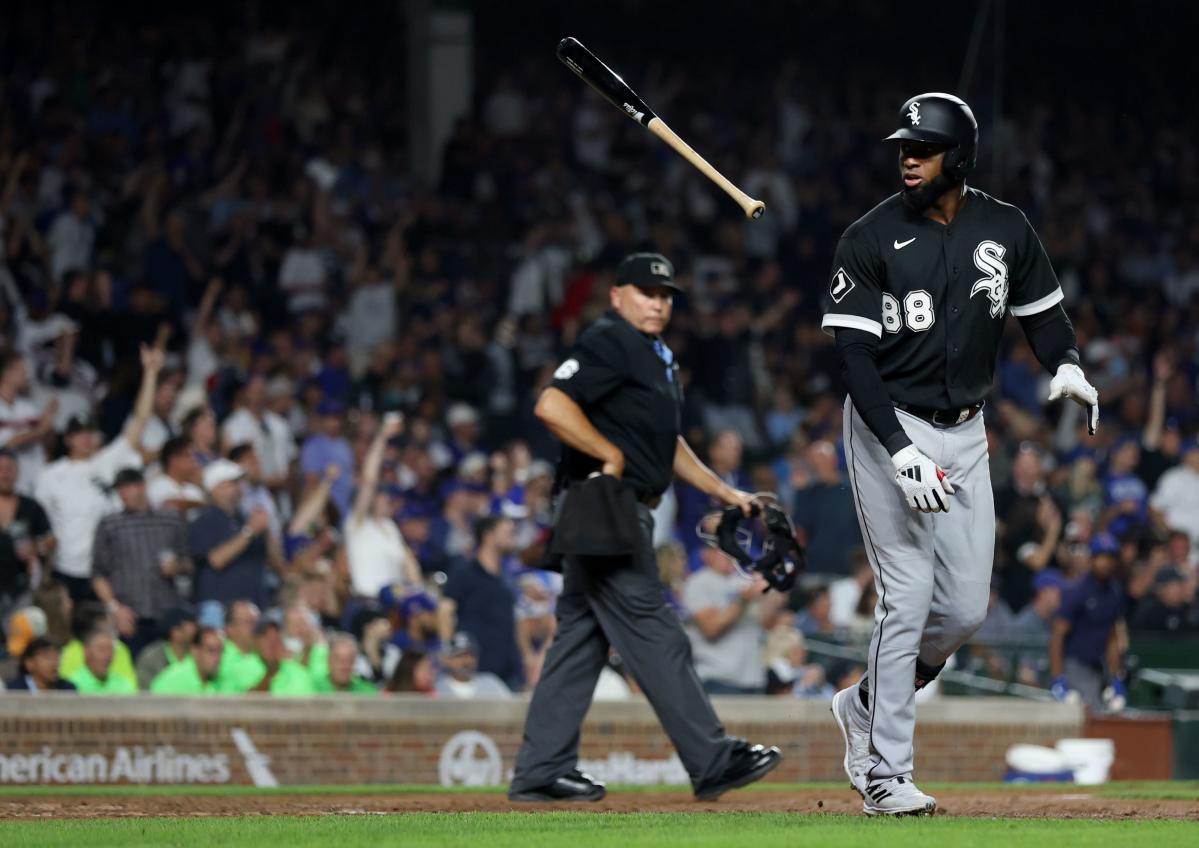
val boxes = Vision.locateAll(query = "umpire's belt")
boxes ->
[895,401,984,429]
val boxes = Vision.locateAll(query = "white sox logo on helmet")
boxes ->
[908,102,921,126]
[971,240,1010,319]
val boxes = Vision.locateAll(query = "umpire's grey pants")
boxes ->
[510,504,735,792]
[842,398,994,782]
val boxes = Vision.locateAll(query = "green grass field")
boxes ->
[2,813,1197,848]
[0,783,1195,847]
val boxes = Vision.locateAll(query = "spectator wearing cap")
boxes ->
[431,404,482,472]
[444,516,524,690]
[5,636,76,692]
[134,605,198,690]
[1149,439,1199,553]
[34,344,165,601]
[0,448,55,626]
[150,626,227,695]
[68,627,138,694]
[434,631,512,699]
[1011,570,1067,639]
[91,467,191,657]
[5,605,47,661]
[387,588,442,654]
[1130,567,1198,633]
[313,634,378,695]
[300,398,354,518]
[515,568,562,685]
[147,435,206,515]
[217,600,260,683]
[221,375,295,495]
[188,459,272,608]
[346,416,417,597]
[1050,533,1128,710]
[0,349,56,494]
[223,616,316,695]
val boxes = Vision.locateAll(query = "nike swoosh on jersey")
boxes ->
[894,237,916,249]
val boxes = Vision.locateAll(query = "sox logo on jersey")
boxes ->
[970,240,1009,319]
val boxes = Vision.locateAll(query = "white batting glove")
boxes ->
[891,445,955,514]
[1048,363,1099,435]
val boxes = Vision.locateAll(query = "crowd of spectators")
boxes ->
[1,7,1197,704]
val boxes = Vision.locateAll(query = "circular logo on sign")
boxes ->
[438,731,503,787]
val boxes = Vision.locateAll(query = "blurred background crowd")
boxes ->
[0,2,1196,702]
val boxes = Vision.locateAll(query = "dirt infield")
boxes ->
[1,788,1196,820]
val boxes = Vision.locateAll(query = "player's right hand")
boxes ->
[890,445,955,513]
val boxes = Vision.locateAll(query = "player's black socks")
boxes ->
[914,659,946,691]
[858,676,870,710]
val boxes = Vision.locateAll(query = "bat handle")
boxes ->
[647,117,765,220]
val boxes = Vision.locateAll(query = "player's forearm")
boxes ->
[836,329,911,456]
[1018,305,1080,374]
[535,388,622,466]
[672,438,730,499]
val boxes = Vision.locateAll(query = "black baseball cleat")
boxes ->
[508,769,607,803]
[693,741,782,801]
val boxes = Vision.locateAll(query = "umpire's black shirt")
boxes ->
[549,309,682,499]
[820,187,1065,409]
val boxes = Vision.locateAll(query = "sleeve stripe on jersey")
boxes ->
[1009,287,1065,317]
[821,313,883,339]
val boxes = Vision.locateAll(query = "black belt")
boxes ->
[896,401,984,429]
[560,477,661,508]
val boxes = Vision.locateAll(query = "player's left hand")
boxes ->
[1048,363,1099,435]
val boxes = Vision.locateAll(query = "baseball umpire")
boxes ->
[821,94,1099,816]
[508,252,781,803]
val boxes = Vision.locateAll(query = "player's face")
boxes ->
[612,284,673,335]
[898,140,948,191]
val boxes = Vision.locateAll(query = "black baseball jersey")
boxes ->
[549,309,682,498]
[821,187,1064,409]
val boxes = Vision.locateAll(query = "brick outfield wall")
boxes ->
[0,696,1084,787]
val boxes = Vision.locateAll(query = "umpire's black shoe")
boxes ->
[508,769,607,803]
[693,741,782,801]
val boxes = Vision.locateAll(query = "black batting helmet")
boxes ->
[885,93,978,183]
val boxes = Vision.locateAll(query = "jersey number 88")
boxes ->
[882,290,935,333]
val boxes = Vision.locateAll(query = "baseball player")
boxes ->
[821,93,1099,816]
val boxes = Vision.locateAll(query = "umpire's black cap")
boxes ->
[615,253,682,293]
